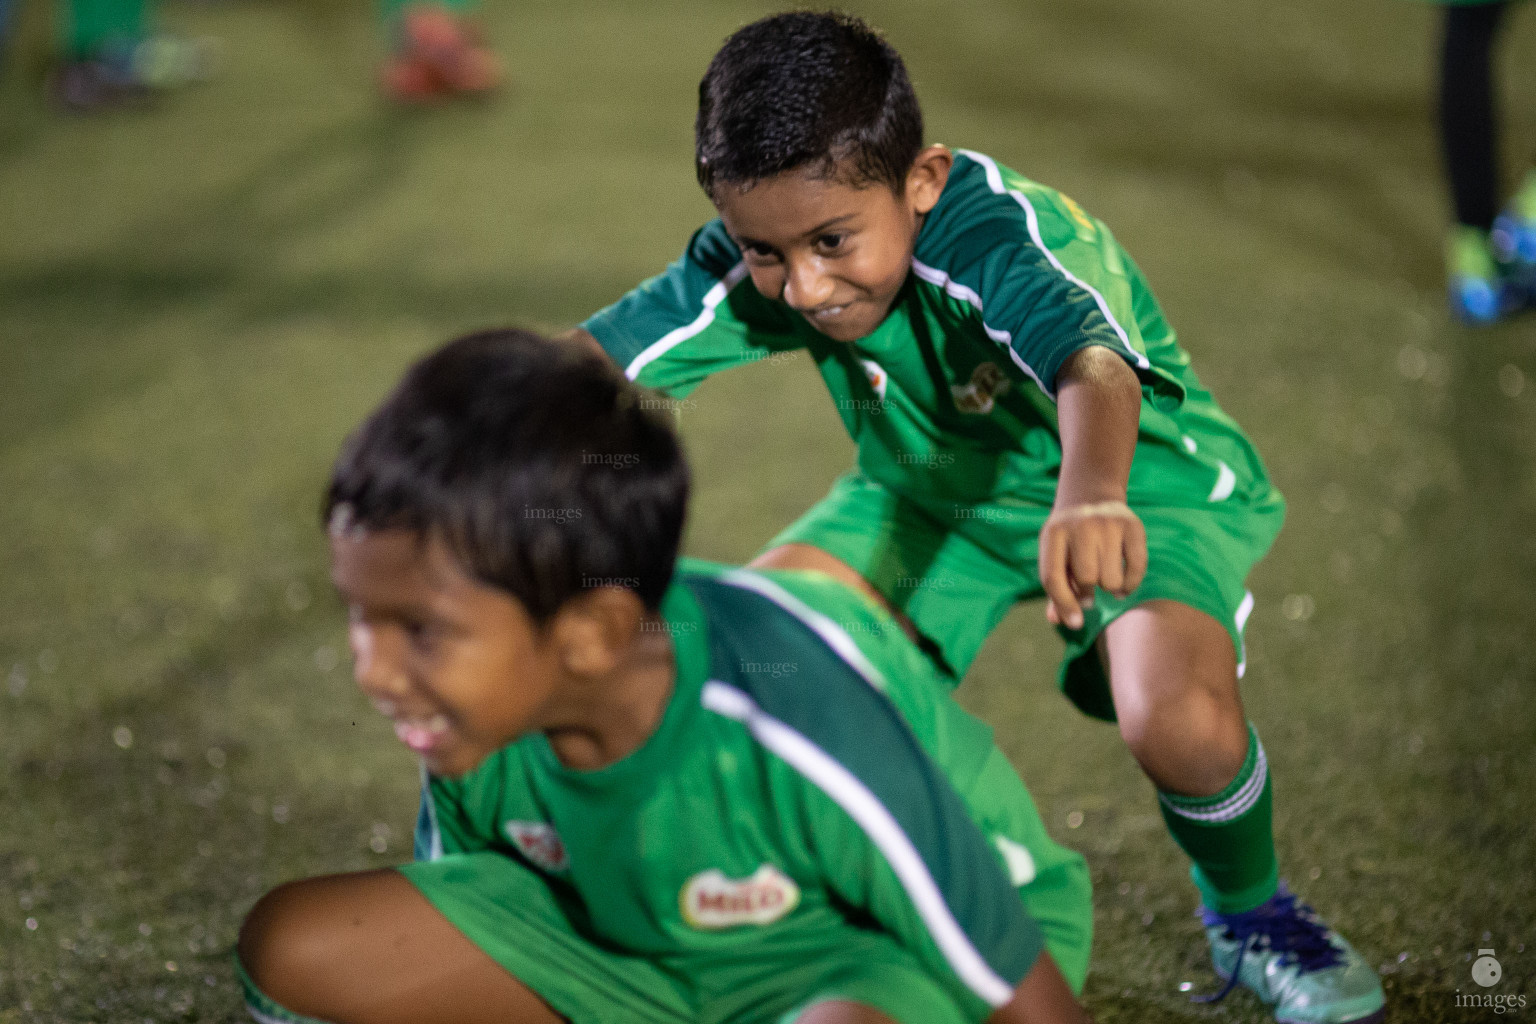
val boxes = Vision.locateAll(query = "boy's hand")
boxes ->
[1048,347,1145,631]
[1039,500,1146,630]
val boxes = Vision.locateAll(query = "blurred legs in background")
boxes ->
[1,0,15,68]
[50,0,216,111]
[1439,0,1536,322]
[378,0,500,102]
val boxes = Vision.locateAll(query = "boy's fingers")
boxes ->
[1046,578,1082,630]
[1067,530,1104,607]
[1099,536,1126,596]
[1123,524,1149,594]
[1039,528,1083,629]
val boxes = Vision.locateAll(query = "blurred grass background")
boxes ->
[2,0,1534,1020]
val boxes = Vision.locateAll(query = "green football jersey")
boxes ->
[583,149,1274,515]
[413,558,1091,1019]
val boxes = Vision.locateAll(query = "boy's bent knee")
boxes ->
[238,870,409,1015]
[1116,689,1248,793]
[238,878,341,1014]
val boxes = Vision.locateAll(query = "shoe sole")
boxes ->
[1215,966,1388,1024]
[1277,1006,1386,1024]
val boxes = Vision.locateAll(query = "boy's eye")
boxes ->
[404,619,441,651]
[742,242,779,261]
[814,233,846,253]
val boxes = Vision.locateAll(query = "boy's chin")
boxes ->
[421,744,488,779]
[804,312,878,343]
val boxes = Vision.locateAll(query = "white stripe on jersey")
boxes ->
[1234,590,1254,679]
[420,761,444,861]
[624,262,750,382]
[1209,461,1237,502]
[700,680,1017,1008]
[718,568,888,691]
[910,258,1051,397]
[955,149,1152,371]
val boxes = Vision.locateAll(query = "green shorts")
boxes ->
[764,470,1285,721]
[397,853,972,1024]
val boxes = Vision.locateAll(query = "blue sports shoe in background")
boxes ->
[1197,884,1386,1024]
[1447,225,1522,324]
[1491,176,1536,295]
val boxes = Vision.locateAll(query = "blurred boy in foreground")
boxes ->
[236,329,1094,1024]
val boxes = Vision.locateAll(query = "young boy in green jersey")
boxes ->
[236,328,1097,1024]
[567,13,1385,1024]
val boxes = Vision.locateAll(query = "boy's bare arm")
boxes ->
[1040,346,1147,630]
[987,952,1094,1024]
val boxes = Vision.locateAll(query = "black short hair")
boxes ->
[325,329,689,622]
[695,11,923,195]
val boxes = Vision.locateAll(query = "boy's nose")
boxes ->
[349,622,410,701]
[782,257,835,311]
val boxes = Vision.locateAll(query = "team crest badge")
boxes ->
[859,358,888,402]
[504,821,569,873]
[951,361,1011,414]
[680,864,801,929]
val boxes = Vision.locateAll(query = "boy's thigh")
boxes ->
[699,933,969,1024]
[239,868,566,1024]
[399,852,692,1024]
[762,471,1034,680]
[777,961,966,1024]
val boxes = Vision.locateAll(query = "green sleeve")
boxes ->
[694,583,1041,1021]
[769,698,1039,1021]
[750,565,996,783]
[918,151,1185,409]
[580,220,805,397]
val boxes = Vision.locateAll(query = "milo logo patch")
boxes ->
[680,864,801,929]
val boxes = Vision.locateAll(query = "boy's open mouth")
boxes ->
[372,698,451,754]
[393,716,451,754]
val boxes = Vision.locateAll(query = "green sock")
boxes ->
[235,952,334,1024]
[60,0,148,60]
[1157,723,1280,915]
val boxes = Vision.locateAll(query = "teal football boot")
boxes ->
[1196,884,1385,1024]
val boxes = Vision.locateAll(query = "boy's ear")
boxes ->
[554,588,648,676]
[907,145,954,216]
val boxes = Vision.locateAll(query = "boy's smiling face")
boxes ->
[712,145,953,342]
[330,527,565,778]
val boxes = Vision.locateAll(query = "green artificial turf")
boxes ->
[1,0,1533,1020]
